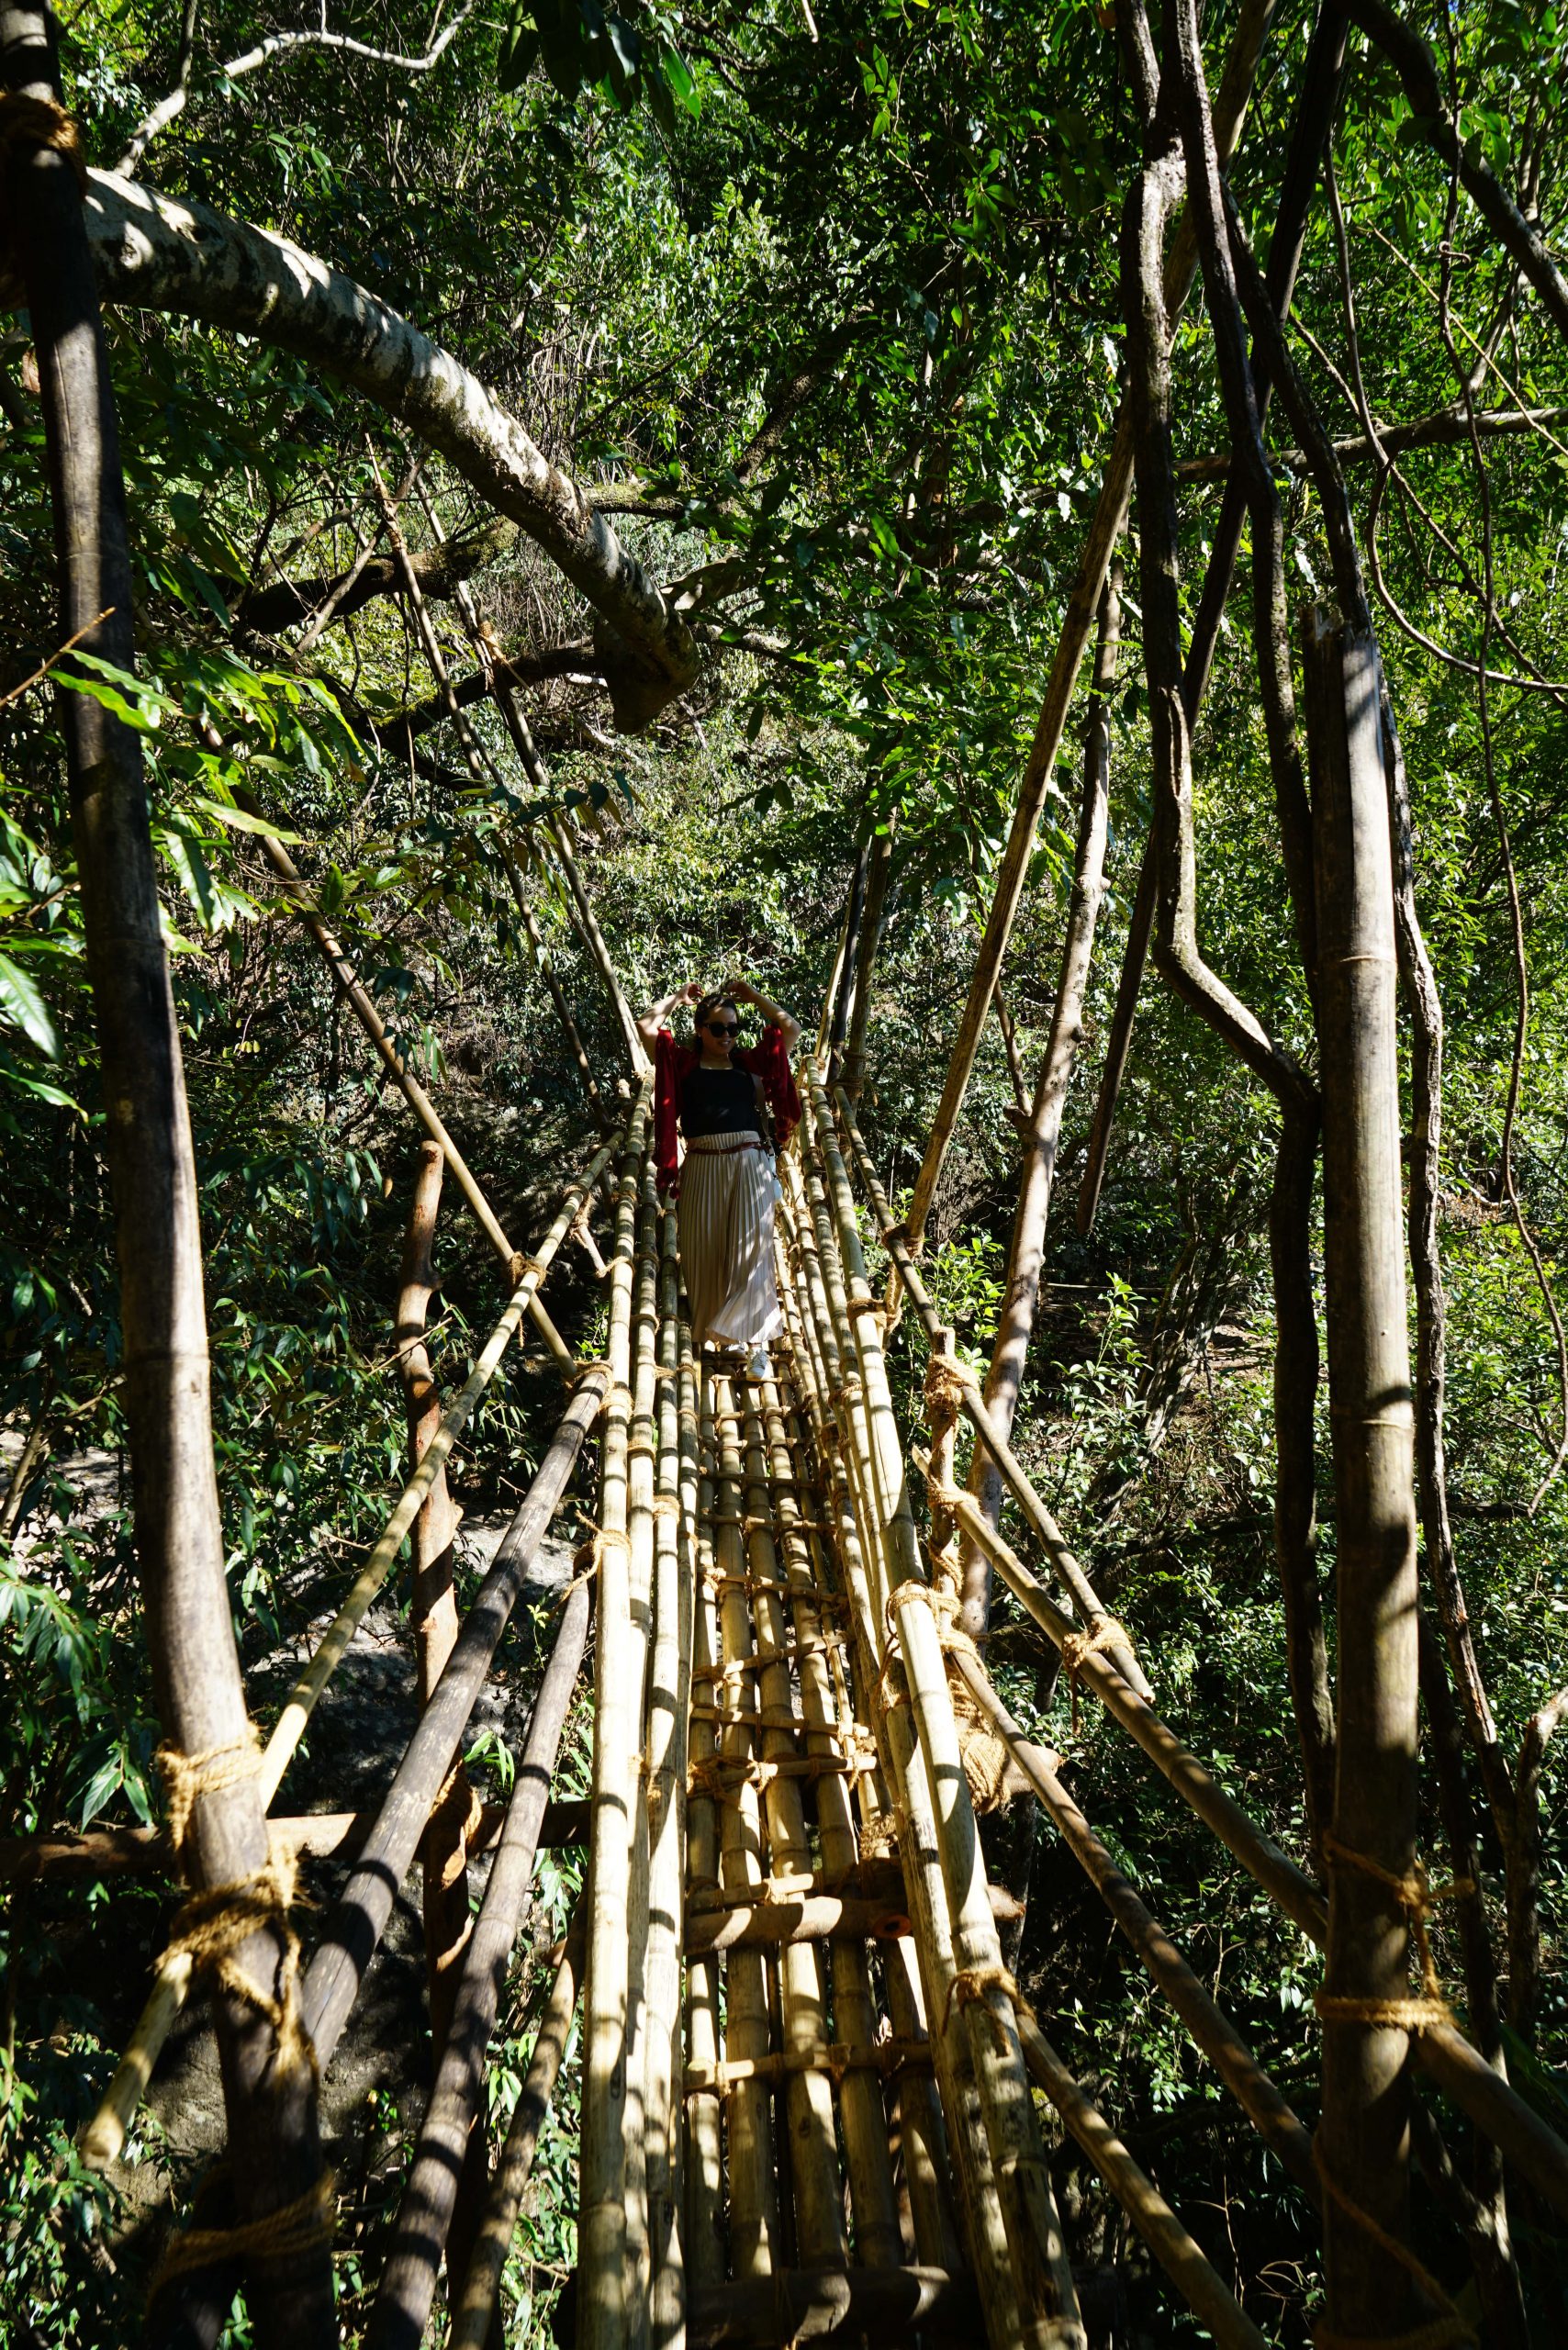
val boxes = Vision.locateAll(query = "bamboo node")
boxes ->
[149,2165,336,2302]
[1060,1614,1138,1730]
[157,1727,263,1857]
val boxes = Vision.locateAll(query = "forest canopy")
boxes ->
[3,0,1568,2343]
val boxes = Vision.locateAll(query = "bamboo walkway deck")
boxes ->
[63,1065,1568,2350]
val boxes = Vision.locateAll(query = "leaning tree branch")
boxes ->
[118,2,476,176]
[1176,402,1568,480]
[67,171,698,729]
[1343,0,1568,350]
[238,512,519,640]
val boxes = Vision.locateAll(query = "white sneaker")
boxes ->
[747,1345,770,1380]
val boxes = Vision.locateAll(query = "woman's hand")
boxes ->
[637,980,700,1045]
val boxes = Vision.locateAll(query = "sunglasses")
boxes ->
[706,1020,739,1038]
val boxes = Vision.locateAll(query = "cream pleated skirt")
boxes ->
[678,1132,782,1354]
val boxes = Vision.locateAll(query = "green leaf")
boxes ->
[0,952,59,1057]
[189,796,303,843]
[498,4,541,92]
[663,46,699,117]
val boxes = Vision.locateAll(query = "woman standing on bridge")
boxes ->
[639,978,801,1371]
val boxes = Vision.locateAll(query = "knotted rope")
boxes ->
[150,1729,331,2300]
[506,1250,551,1292]
[1310,2145,1475,2349]
[0,92,88,192]
[881,1579,1012,1811]
[149,2165,337,2300]
[923,1350,974,1447]
[1059,1614,1136,1731]
[1313,1834,1472,2036]
[942,1961,1034,2053]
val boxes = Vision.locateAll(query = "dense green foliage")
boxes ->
[4,0,1568,2340]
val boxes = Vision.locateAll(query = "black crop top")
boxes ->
[680,1064,761,1139]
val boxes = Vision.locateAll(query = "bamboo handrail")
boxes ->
[827,1080,1152,1705]
[450,1906,588,2350]
[1016,2019,1271,2350]
[77,1143,611,2171]
[947,1651,1318,2198]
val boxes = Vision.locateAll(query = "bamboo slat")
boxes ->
[684,1379,728,2296]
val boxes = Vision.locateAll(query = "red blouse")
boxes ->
[654,1022,801,1194]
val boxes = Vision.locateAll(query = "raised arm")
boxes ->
[732,978,801,1050]
[638,980,700,1049]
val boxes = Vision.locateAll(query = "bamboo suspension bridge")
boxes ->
[38,896,1568,2350]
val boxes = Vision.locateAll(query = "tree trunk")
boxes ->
[1304,609,1422,2343]
[960,564,1121,1637]
[0,12,332,2339]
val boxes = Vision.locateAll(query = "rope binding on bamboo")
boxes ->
[1060,1612,1137,1730]
[506,1250,551,1291]
[882,1578,1014,1812]
[923,1348,975,1444]
[149,2165,337,2302]
[0,92,88,194]
[942,1961,1034,2053]
[1313,1834,1473,2035]
[1310,2146,1476,2349]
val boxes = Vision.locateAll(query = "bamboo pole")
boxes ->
[818,842,868,1061]
[1303,608,1423,2339]
[947,1654,1317,2198]
[396,1144,472,2055]
[1015,2020,1270,2350]
[751,1376,903,2268]
[545,811,650,1079]
[689,2266,980,2346]
[10,1801,590,1884]
[621,1147,664,2348]
[2,17,331,2330]
[735,1387,850,2273]
[839,818,896,1102]
[646,1207,690,2349]
[450,1905,588,2350]
[578,1087,653,2350]
[897,0,1280,1259]
[300,1361,612,2071]
[829,1084,1150,1704]
[684,1375,727,2297]
[365,1570,594,2350]
[773,1265,964,2270]
[960,565,1120,1638]
[919,1464,1325,1943]
[804,1078,1084,2350]
[250,821,571,1365]
[783,1128,1028,2344]
[81,1146,609,2170]
[708,1373,781,2281]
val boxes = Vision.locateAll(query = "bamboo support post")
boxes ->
[450,1906,588,2350]
[80,1145,610,2171]
[366,1571,594,2350]
[1015,2020,1270,2350]
[802,1078,1084,2350]
[1304,609,1423,2338]
[299,1360,613,2070]
[828,1083,1150,1705]
[545,812,649,1078]
[397,1144,472,2056]
[577,1088,654,2350]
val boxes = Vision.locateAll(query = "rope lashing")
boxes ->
[0,92,89,192]
[1060,1613,1137,1732]
[923,1350,975,1446]
[570,1356,615,1389]
[1313,1833,1473,2035]
[848,1292,890,1332]
[1310,2148,1476,2349]
[157,1728,263,1855]
[149,2165,337,2300]
[942,1961,1034,2054]
[506,1251,551,1291]
[652,1493,680,1520]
